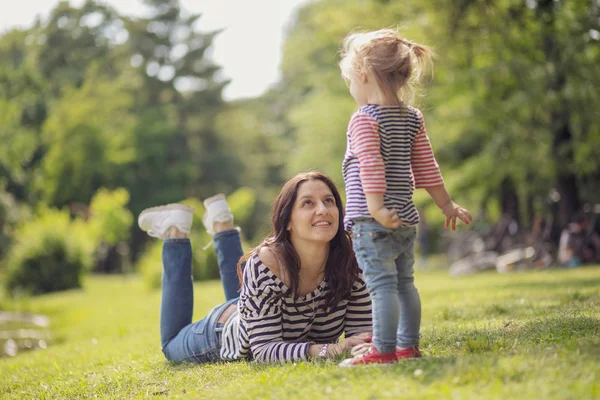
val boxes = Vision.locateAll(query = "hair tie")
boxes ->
[402,39,422,57]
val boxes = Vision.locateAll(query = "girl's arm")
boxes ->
[426,184,472,230]
[410,110,472,229]
[350,113,401,228]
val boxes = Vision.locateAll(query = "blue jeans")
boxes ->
[352,220,421,353]
[160,229,242,363]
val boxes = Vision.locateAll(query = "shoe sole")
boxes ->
[138,203,194,226]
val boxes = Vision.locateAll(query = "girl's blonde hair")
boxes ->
[339,29,433,105]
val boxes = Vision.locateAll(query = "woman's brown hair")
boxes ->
[237,171,360,311]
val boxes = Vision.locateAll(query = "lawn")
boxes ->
[1,266,599,399]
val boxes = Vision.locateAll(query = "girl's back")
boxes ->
[343,103,440,229]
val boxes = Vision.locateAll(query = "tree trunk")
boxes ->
[538,0,581,227]
[499,177,520,223]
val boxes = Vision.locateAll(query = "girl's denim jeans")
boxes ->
[352,220,421,353]
[160,229,242,363]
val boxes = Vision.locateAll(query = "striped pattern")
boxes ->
[219,252,372,363]
[342,105,443,230]
[347,114,387,193]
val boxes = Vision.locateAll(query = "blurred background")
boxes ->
[0,0,599,302]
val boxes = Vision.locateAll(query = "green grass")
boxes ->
[1,266,599,399]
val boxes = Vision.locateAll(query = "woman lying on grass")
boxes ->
[138,171,373,363]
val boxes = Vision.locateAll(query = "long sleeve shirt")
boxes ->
[342,104,443,229]
[219,252,372,362]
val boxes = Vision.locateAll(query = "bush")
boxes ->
[137,241,162,290]
[87,188,133,246]
[4,208,93,296]
[0,185,31,262]
[86,188,134,273]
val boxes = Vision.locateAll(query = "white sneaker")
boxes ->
[202,194,233,235]
[138,204,194,239]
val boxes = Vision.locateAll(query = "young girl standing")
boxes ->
[338,29,472,366]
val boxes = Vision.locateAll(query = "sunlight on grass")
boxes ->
[1,267,599,399]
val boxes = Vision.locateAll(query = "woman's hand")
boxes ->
[340,333,371,352]
[308,332,372,359]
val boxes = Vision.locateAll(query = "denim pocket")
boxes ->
[370,229,390,242]
[370,230,395,260]
[353,223,395,262]
[192,318,208,334]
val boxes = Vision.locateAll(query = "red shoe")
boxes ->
[396,346,422,359]
[338,344,398,367]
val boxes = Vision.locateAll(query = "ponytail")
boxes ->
[340,29,435,106]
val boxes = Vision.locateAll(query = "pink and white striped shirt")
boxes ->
[342,104,443,229]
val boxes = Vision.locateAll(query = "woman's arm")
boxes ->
[343,274,373,338]
[239,255,320,363]
[306,335,370,359]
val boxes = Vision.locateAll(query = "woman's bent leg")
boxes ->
[160,237,228,363]
[160,238,194,348]
[213,229,243,301]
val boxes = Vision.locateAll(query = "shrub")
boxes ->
[86,188,134,273]
[87,188,133,246]
[4,208,93,296]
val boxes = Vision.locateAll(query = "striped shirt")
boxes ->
[342,104,443,230]
[220,252,372,362]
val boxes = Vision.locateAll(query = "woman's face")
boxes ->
[287,179,339,245]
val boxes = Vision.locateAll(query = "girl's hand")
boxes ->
[441,202,472,231]
[372,207,403,229]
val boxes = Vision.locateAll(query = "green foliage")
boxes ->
[425,0,600,223]
[87,187,134,247]
[121,0,239,211]
[227,187,257,227]
[0,0,243,271]
[1,0,598,270]
[4,208,93,296]
[137,240,162,290]
[0,184,30,260]
[37,68,136,206]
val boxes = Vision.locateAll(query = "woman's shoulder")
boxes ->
[257,246,280,274]
[243,247,285,291]
[353,272,368,290]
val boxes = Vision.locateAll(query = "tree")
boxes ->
[430,0,600,226]
[123,0,237,213]
[36,67,136,207]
